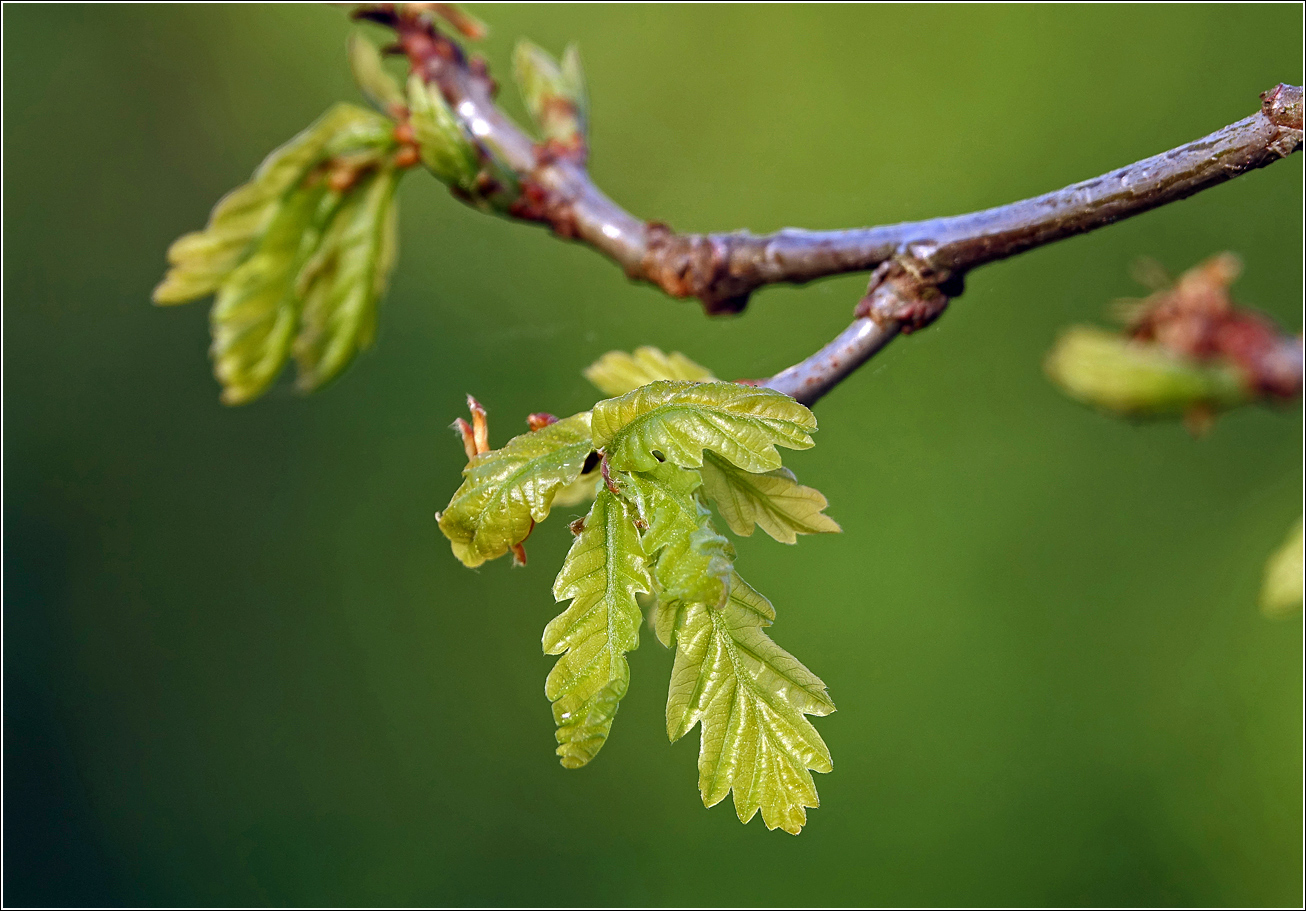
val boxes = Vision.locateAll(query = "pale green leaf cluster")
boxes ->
[1261,518,1304,618]
[512,40,587,147]
[154,103,402,404]
[436,347,840,832]
[1044,326,1250,417]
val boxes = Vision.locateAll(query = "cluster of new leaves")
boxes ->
[154,8,588,403]
[437,348,841,833]
[1044,254,1304,617]
[154,103,403,403]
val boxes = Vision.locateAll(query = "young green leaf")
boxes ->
[154,103,390,306]
[619,464,736,605]
[513,40,587,148]
[665,574,834,835]
[209,183,341,405]
[438,412,594,568]
[699,451,841,544]
[1261,517,1303,618]
[293,165,400,391]
[347,32,406,115]
[405,73,481,191]
[544,488,652,768]
[618,462,733,609]
[592,380,817,474]
[584,346,716,397]
[1044,326,1250,416]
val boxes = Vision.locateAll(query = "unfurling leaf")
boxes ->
[699,452,841,544]
[154,103,402,403]
[584,346,716,397]
[665,573,834,835]
[438,412,594,568]
[293,166,400,391]
[513,40,587,149]
[207,182,336,404]
[544,488,652,768]
[619,462,734,609]
[1261,518,1304,618]
[1044,327,1249,417]
[436,364,839,831]
[405,73,480,190]
[347,32,406,115]
[154,103,390,306]
[592,380,816,474]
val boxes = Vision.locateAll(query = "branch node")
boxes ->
[642,225,753,315]
[1262,83,1304,131]
[854,260,952,333]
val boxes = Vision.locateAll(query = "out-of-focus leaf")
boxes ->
[438,412,594,568]
[699,452,841,544]
[1044,326,1249,416]
[348,32,406,115]
[1261,518,1304,618]
[405,73,480,190]
[544,488,652,768]
[665,573,834,835]
[584,346,716,397]
[430,3,488,41]
[209,184,340,405]
[592,380,816,474]
[293,166,400,391]
[155,103,402,403]
[513,40,587,147]
[154,103,389,305]
[619,462,733,609]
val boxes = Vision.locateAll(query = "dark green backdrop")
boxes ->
[5,4,1302,906]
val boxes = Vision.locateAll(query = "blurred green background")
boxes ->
[4,4,1302,906]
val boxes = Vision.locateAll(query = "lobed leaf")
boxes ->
[699,451,841,544]
[544,488,652,768]
[665,574,834,835]
[438,412,594,568]
[618,462,733,609]
[584,346,716,397]
[592,380,816,474]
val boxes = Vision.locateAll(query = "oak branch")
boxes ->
[368,7,1303,406]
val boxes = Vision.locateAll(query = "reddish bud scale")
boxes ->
[465,395,490,454]
[1127,254,1302,401]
